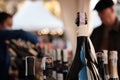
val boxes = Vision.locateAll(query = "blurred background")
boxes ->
[0,0,120,52]
[0,0,120,80]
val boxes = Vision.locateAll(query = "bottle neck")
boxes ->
[77,25,89,37]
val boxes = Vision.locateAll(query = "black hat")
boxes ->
[94,0,114,12]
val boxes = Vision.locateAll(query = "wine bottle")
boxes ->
[109,51,119,80]
[66,12,101,80]
[43,70,47,80]
[46,57,53,77]
[62,49,68,80]
[41,57,47,80]
[56,49,63,80]
[44,45,48,56]
[52,49,57,79]
[6,40,27,58]
[10,39,38,57]
[103,50,109,79]
[97,51,106,80]
[25,56,35,80]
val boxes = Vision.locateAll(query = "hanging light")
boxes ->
[41,28,50,35]
[50,30,57,35]
[56,29,63,35]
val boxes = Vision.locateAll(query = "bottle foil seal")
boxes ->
[77,25,89,37]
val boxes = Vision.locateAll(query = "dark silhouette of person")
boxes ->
[90,0,120,78]
[0,12,39,80]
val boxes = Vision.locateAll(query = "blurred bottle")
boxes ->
[52,49,57,80]
[44,45,48,56]
[56,49,63,80]
[46,57,53,78]
[62,49,68,80]
[97,51,106,80]
[103,50,109,79]
[25,56,36,80]
[66,12,100,80]
[7,39,45,59]
[6,40,22,57]
[109,51,119,80]
[41,57,47,80]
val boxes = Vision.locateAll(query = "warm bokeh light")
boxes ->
[0,0,61,18]
[43,0,61,18]
[56,29,63,35]
[41,28,50,35]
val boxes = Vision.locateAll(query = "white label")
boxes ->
[49,49,53,57]
[77,25,89,37]
[53,49,57,61]
[41,57,47,70]
[43,76,46,79]
[109,51,118,66]
[44,45,48,55]
[57,49,61,60]
[57,73,63,80]
[52,71,57,79]
[63,49,68,62]
[103,50,108,64]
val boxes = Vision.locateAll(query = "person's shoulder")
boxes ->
[92,25,103,33]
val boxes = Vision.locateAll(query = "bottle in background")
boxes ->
[41,57,47,80]
[103,50,109,79]
[52,49,57,80]
[25,56,35,80]
[62,49,68,80]
[56,49,63,80]
[46,57,53,78]
[97,51,106,80]
[109,51,119,80]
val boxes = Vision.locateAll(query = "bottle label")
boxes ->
[57,73,63,80]
[53,49,57,61]
[43,75,46,79]
[77,25,89,37]
[57,49,61,60]
[63,49,68,62]
[44,45,48,55]
[52,71,57,79]
[103,50,108,64]
[41,57,47,70]
[109,51,119,78]
[109,51,118,66]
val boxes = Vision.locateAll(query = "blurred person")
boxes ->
[52,36,66,49]
[0,12,39,80]
[40,35,54,50]
[90,0,120,78]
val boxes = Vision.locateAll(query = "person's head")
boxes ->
[0,12,13,30]
[94,0,116,27]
